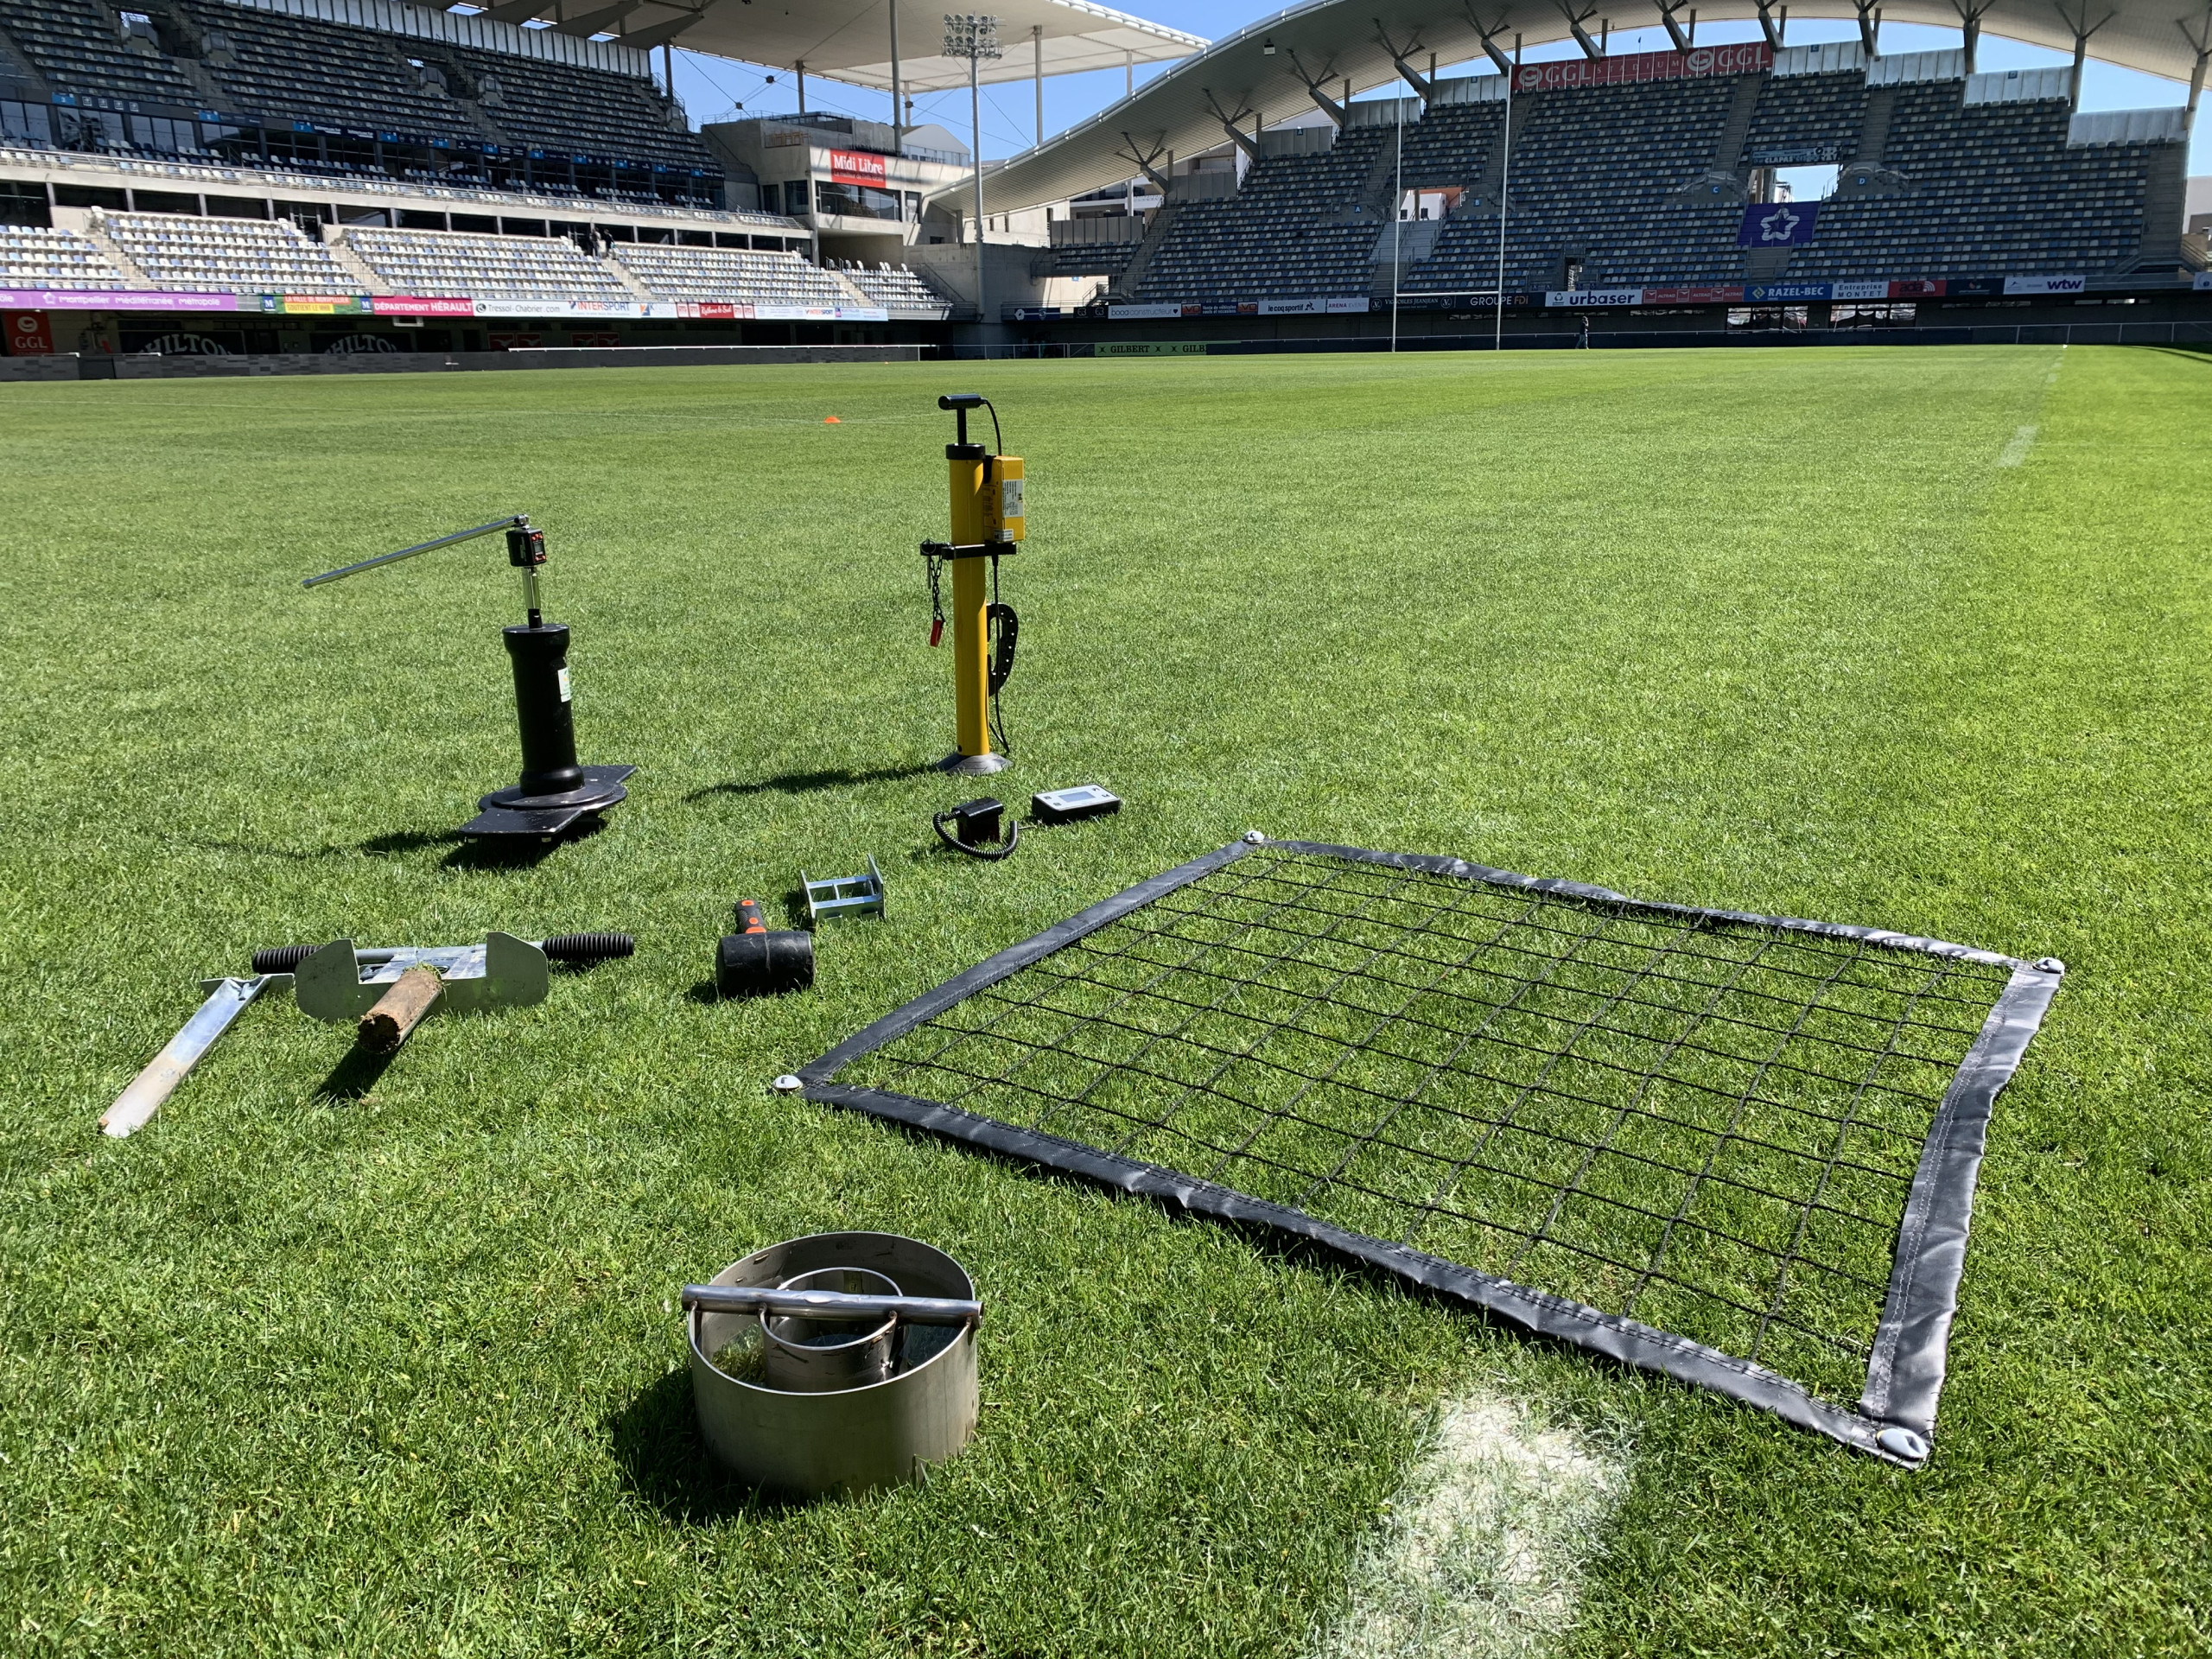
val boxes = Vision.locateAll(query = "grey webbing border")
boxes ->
[796,839,2063,1467]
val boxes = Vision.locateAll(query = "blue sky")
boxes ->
[666,0,2209,173]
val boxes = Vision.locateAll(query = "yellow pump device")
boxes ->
[925,393,1021,776]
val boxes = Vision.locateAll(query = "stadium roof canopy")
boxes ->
[497,0,1205,93]
[960,0,2211,212]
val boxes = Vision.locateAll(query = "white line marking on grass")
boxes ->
[1309,1390,1628,1659]
[1998,425,2038,467]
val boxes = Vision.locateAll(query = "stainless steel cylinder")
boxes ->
[688,1232,980,1498]
[760,1267,899,1393]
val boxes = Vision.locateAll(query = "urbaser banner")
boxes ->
[1514,43,1770,92]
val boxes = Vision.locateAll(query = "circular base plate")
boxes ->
[480,779,629,813]
[938,751,1011,777]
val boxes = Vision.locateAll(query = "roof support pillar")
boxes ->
[2054,1,2114,109]
[2183,5,2212,118]
[1033,24,1045,147]
[1951,0,1990,71]
[1656,0,1697,51]
[888,0,903,156]
[1287,51,1349,126]
[1853,0,1881,54]
[1754,0,1787,50]
[1116,132,1173,197]
[1559,2,1605,60]
[1376,23,1436,105]
[1463,7,1517,76]
[1205,91,1263,161]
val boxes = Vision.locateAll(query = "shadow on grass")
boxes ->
[314,1041,400,1103]
[689,764,937,802]
[607,1364,817,1522]
[440,815,605,871]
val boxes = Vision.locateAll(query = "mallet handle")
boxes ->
[681,1284,983,1326]
[357,968,442,1053]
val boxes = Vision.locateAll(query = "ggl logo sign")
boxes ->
[7,310,51,355]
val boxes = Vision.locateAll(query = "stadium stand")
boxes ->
[612,239,855,306]
[0,0,720,201]
[0,219,127,284]
[2,0,206,110]
[98,206,353,289]
[1136,127,1392,301]
[176,2,475,137]
[1784,83,2164,276]
[341,223,632,299]
[832,258,951,311]
[1742,68,1866,159]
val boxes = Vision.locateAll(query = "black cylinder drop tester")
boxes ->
[301,514,634,842]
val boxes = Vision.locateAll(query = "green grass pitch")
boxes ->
[3,346,2208,1656]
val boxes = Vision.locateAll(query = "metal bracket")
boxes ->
[803,856,887,925]
[920,541,1018,561]
[293,932,550,1023]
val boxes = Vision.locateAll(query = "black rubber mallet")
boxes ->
[715,900,815,999]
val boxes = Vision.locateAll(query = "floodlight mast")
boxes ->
[943,14,1001,328]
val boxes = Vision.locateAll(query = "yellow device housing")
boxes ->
[982,454,1024,543]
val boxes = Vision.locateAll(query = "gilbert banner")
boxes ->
[1515,43,1770,92]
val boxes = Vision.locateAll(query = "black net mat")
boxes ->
[798,841,2063,1465]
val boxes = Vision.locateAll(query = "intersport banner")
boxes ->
[1514,43,1770,92]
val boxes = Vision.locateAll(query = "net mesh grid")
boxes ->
[808,842,2057,1459]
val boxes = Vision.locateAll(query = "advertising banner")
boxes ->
[6,308,50,354]
[1744,282,1832,302]
[1008,306,1065,320]
[0,287,238,311]
[1746,143,1846,164]
[1888,278,1946,297]
[1255,296,1370,315]
[371,295,474,317]
[2196,271,2212,291]
[1109,302,1192,320]
[261,294,367,315]
[2001,274,2085,295]
[829,149,887,187]
[1514,43,1769,92]
[1829,280,1892,300]
[1543,288,1643,307]
[1095,341,1209,355]
[1642,284,1743,304]
[1739,200,1819,246]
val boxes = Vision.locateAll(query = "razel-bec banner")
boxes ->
[1744,282,1833,302]
[1739,200,1819,247]
[829,149,887,186]
[1514,43,1770,92]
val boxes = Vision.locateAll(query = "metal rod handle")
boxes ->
[681,1284,983,1326]
[100,976,277,1139]
[302,517,522,588]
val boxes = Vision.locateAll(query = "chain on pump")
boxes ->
[922,392,1022,776]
